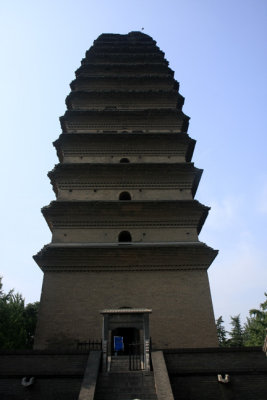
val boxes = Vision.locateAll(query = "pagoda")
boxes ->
[33,31,218,353]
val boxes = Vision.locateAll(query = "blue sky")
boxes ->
[0,0,266,329]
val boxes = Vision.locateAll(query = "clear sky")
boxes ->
[0,0,266,329]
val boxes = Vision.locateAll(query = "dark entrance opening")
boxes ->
[118,231,132,242]
[111,327,140,355]
[119,191,131,200]
[120,158,130,163]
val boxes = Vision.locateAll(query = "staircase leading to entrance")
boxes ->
[110,355,144,372]
[110,355,131,372]
[94,371,158,400]
[77,350,174,400]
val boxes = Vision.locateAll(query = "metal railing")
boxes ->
[77,339,102,352]
[129,342,142,370]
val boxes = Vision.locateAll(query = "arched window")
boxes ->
[120,158,130,163]
[119,191,131,200]
[118,231,132,242]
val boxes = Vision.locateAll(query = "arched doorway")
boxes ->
[119,191,131,200]
[120,158,130,163]
[118,231,132,242]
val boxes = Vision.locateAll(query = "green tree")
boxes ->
[216,316,228,346]
[23,301,39,348]
[228,314,244,347]
[0,277,39,349]
[243,293,267,346]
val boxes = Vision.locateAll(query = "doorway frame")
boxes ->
[100,308,152,371]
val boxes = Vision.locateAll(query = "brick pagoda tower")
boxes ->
[34,32,218,351]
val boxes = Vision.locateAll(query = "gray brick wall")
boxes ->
[164,347,267,400]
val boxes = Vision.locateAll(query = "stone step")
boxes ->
[95,393,157,398]
[96,396,156,398]
[110,355,131,371]
[94,371,157,400]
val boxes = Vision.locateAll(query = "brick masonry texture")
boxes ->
[34,270,218,349]
[164,347,267,400]
[0,352,87,400]
[0,348,266,399]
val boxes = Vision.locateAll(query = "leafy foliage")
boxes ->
[216,316,228,347]
[243,293,267,346]
[216,294,267,347]
[228,315,244,347]
[0,277,39,349]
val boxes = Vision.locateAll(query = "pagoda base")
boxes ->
[34,268,218,350]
